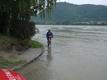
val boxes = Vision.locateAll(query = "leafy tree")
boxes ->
[10,20,36,39]
[0,0,56,39]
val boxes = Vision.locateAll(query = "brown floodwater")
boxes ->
[16,25,107,80]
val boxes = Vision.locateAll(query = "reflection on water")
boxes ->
[46,47,53,68]
[47,47,52,60]
[17,25,107,80]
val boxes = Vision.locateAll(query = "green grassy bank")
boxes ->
[0,34,42,69]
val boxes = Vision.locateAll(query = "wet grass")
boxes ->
[0,55,26,69]
[28,40,42,48]
[0,34,24,69]
[0,34,42,69]
[0,34,16,51]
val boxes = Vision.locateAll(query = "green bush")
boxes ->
[10,20,36,39]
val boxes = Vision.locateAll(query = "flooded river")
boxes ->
[17,25,107,80]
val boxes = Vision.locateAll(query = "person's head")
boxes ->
[48,29,50,32]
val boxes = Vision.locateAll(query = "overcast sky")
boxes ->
[57,0,107,6]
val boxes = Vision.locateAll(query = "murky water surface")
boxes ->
[17,25,107,80]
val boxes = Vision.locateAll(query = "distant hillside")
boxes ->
[31,2,107,25]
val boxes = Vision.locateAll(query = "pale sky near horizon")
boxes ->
[57,0,107,6]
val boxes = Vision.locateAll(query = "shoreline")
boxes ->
[11,47,44,71]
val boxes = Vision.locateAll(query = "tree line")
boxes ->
[32,2,107,25]
[0,0,56,39]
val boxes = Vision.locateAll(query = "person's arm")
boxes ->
[46,32,48,39]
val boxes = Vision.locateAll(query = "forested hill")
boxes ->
[31,2,107,25]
